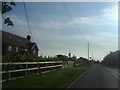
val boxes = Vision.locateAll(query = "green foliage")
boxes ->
[2,55,60,63]
[2,56,10,63]
[11,54,26,62]
[27,56,37,62]
[102,50,119,67]
[4,17,14,26]
[3,68,85,88]
[2,2,15,26]
[37,56,59,62]
[2,2,15,14]
[38,56,44,62]
[75,59,84,67]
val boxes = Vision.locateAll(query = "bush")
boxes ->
[2,56,10,63]
[2,55,60,63]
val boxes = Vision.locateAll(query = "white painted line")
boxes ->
[111,72,119,79]
[67,69,87,88]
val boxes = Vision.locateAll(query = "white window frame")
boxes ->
[25,49,27,52]
[16,47,19,52]
[8,46,12,51]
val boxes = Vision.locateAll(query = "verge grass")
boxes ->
[3,68,85,88]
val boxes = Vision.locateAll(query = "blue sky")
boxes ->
[2,2,118,61]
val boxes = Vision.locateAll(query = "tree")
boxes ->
[68,52,71,58]
[2,2,15,26]
[56,54,68,62]
[102,50,119,67]
[72,55,76,60]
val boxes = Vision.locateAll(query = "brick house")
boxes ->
[2,30,39,57]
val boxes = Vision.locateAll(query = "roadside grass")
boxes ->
[3,68,85,88]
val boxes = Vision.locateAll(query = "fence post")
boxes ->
[26,61,28,76]
[8,60,11,80]
[74,61,75,67]
[37,60,39,74]
[52,61,54,70]
[45,60,47,72]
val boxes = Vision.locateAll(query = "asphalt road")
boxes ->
[68,64,119,88]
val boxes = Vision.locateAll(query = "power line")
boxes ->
[62,2,80,31]
[23,1,34,41]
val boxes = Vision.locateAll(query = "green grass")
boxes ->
[3,68,85,88]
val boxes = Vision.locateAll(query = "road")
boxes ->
[68,64,119,88]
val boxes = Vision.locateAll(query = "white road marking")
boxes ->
[67,70,87,88]
[111,72,119,79]
[105,68,120,80]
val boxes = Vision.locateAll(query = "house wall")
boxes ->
[2,43,6,56]
[2,43,38,57]
[30,45,38,57]
[2,44,29,56]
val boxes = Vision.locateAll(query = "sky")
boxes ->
[1,2,118,61]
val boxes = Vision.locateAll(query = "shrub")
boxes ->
[2,56,10,63]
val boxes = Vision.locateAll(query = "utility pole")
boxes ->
[88,42,89,60]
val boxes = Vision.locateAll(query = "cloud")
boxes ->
[32,21,74,30]
[73,4,118,26]
[29,4,118,31]
[101,4,118,21]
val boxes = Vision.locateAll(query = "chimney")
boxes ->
[27,35,31,41]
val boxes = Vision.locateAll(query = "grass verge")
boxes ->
[3,68,85,88]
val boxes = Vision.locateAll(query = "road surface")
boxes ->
[68,64,119,88]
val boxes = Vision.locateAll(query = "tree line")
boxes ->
[102,50,119,68]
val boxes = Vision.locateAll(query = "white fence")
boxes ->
[1,61,62,82]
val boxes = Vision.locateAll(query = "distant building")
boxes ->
[2,30,39,57]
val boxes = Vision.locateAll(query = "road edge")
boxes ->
[67,68,87,88]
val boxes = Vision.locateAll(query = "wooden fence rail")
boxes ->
[1,61,62,65]
[1,61,63,82]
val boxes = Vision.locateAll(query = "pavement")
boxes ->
[68,64,119,88]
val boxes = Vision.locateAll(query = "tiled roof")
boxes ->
[2,30,31,48]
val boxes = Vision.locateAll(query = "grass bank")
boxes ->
[3,68,85,88]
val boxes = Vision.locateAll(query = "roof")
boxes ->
[2,30,38,50]
[29,42,39,50]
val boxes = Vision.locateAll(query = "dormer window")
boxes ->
[8,46,12,51]
[16,47,18,52]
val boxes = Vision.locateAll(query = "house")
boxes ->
[2,30,39,57]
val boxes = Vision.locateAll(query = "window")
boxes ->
[33,50,36,54]
[25,49,27,52]
[8,46,12,51]
[16,47,18,52]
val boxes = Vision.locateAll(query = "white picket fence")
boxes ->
[1,61,63,82]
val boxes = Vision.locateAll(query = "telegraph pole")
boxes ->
[88,42,89,60]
